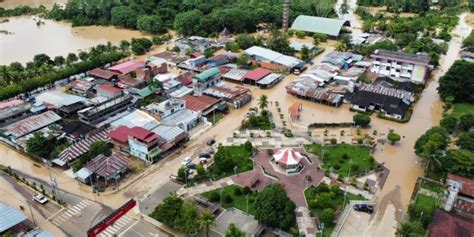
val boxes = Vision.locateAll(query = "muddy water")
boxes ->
[336,0,363,37]
[0,0,67,9]
[0,16,146,65]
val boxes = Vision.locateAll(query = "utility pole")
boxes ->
[28,203,37,226]
[47,161,61,202]
[282,0,290,32]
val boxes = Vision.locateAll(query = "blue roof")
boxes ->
[0,203,27,232]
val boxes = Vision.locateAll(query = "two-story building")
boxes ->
[109,126,162,164]
[370,49,431,83]
[192,67,221,96]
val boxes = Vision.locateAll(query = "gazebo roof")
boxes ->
[273,148,303,166]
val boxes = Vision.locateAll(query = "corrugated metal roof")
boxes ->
[0,203,27,232]
[291,15,348,36]
[110,109,159,130]
[2,111,61,138]
[245,46,303,68]
[194,67,221,81]
[36,91,86,108]
[152,125,186,143]
[223,69,249,81]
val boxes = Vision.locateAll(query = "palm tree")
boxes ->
[198,210,215,237]
[225,223,245,237]
[258,95,269,111]
[0,66,12,85]
[420,140,443,173]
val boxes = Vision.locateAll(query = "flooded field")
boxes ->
[0,16,146,65]
[0,0,67,9]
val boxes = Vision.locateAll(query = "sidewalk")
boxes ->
[176,177,235,197]
[296,207,317,236]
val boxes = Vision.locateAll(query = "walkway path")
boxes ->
[176,177,234,197]
[296,207,317,236]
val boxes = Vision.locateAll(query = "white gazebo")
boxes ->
[273,148,304,172]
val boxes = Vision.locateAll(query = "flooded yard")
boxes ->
[0,16,146,65]
[0,0,67,9]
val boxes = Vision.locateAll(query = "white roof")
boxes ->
[290,42,315,51]
[110,109,159,130]
[223,69,249,81]
[149,58,167,67]
[152,125,185,143]
[169,87,193,98]
[245,46,303,68]
[161,109,198,126]
[36,91,86,107]
[154,73,178,82]
[256,73,282,85]
[273,148,303,166]
[75,167,93,180]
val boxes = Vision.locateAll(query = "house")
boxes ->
[109,60,145,75]
[147,58,168,74]
[151,125,189,146]
[160,109,200,132]
[109,126,161,163]
[290,15,350,37]
[428,210,474,237]
[0,203,28,234]
[0,111,61,147]
[182,95,220,116]
[135,84,160,98]
[222,68,249,83]
[175,71,195,88]
[286,77,345,107]
[322,51,363,69]
[96,84,122,99]
[207,54,229,67]
[445,174,474,217]
[203,84,252,109]
[87,68,118,83]
[53,130,109,167]
[289,103,303,121]
[69,80,93,96]
[243,67,272,85]
[290,42,319,59]
[110,109,160,131]
[144,98,186,120]
[370,49,431,83]
[162,79,182,94]
[116,74,143,89]
[62,121,95,141]
[244,46,305,73]
[178,56,207,71]
[85,153,129,183]
[78,94,134,126]
[35,91,86,115]
[174,36,213,53]
[256,73,284,89]
[351,83,414,120]
[0,99,32,125]
[148,51,187,68]
[192,67,221,96]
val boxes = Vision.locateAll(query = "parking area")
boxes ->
[335,208,373,237]
[139,181,181,215]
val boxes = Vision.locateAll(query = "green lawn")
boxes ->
[208,145,254,180]
[420,180,445,194]
[305,183,366,236]
[408,194,440,227]
[451,103,474,117]
[202,185,257,215]
[245,114,273,130]
[208,112,225,125]
[304,144,377,177]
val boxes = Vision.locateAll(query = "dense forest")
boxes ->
[46,0,337,36]
[356,0,466,13]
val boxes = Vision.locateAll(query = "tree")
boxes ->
[66,53,78,65]
[199,210,216,237]
[88,141,111,158]
[53,56,65,67]
[174,9,204,36]
[254,184,296,230]
[179,202,200,234]
[438,60,474,103]
[414,127,449,156]
[131,38,153,55]
[225,223,245,237]
[236,54,250,68]
[446,149,474,179]
[267,30,293,55]
[33,54,52,67]
[319,208,335,224]
[26,132,49,158]
[235,34,262,50]
[196,164,206,176]
[244,140,253,153]
[440,115,459,134]
[258,95,269,112]
[353,114,371,127]
[459,113,474,132]
[387,132,401,145]
[420,133,447,174]
[395,221,425,237]
[78,51,89,61]
[457,131,474,152]
[151,194,184,228]
[178,167,187,180]
[300,46,310,62]
[137,15,165,34]
[111,6,138,29]
[119,40,130,51]
[204,49,215,58]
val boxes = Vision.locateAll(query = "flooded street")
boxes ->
[0,0,67,9]
[0,16,146,65]
[336,0,362,37]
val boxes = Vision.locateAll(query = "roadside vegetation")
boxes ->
[202,185,257,215]
[305,144,377,177]
[305,183,365,237]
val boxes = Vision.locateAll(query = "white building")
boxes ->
[370,50,431,83]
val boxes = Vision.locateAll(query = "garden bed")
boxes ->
[202,185,257,215]
[207,145,254,180]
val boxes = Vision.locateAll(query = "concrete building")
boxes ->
[193,67,221,96]
[78,94,134,126]
[370,49,431,83]
[244,46,305,73]
[174,36,213,53]
[445,174,474,217]
[96,84,123,99]
[203,84,252,109]
[109,126,161,164]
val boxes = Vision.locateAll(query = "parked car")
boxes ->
[353,204,374,213]
[245,111,256,117]
[206,138,215,146]
[186,163,197,169]
[182,156,192,166]
[199,152,211,158]
[33,193,48,204]
[199,157,208,163]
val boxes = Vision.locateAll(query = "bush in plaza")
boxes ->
[254,184,296,231]
[353,114,371,127]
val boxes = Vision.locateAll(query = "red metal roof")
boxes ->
[289,103,302,118]
[428,210,474,237]
[191,52,203,58]
[109,61,145,75]
[109,126,158,143]
[182,95,219,113]
[448,174,474,197]
[245,67,271,81]
[0,99,24,110]
[108,126,130,143]
[97,84,122,94]
[176,71,195,86]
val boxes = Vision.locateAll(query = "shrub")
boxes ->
[234,187,243,196]
[243,186,252,195]
[224,194,233,203]
[320,208,336,224]
[209,192,220,202]
[353,114,371,127]
[330,138,337,145]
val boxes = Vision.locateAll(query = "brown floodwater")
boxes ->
[0,16,146,65]
[0,0,67,9]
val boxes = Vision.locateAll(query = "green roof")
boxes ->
[194,67,221,81]
[138,85,158,97]
[291,15,349,37]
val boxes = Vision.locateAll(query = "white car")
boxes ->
[33,193,48,204]
[182,156,192,166]
[245,111,256,117]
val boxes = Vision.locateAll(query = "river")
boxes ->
[0,0,67,9]
[0,16,146,65]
